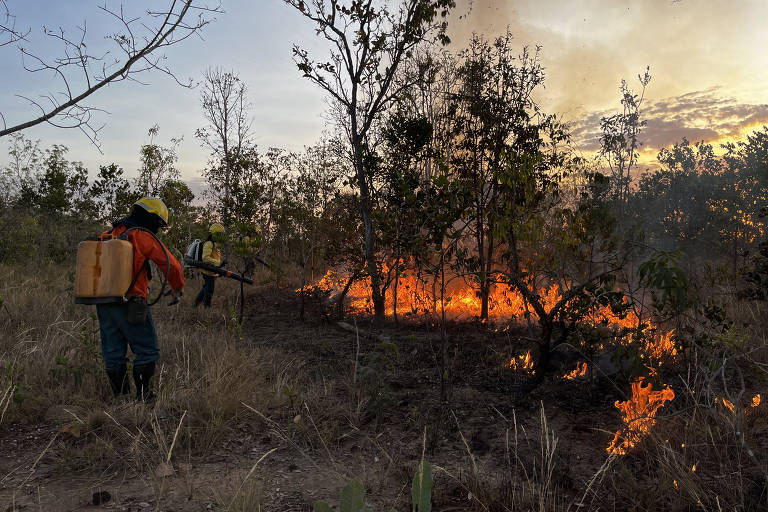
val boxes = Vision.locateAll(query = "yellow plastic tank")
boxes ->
[75,239,134,304]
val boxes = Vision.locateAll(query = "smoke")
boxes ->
[445,0,768,152]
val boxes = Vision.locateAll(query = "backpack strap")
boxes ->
[118,227,170,305]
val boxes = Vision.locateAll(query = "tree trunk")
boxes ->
[353,137,385,320]
[393,247,401,325]
[299,263,306,321]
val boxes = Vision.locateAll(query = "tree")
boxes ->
[284,0,455,320]
[89,163,136,222]
[599,67,652,216]
[136,125,182,196]
[36,145,75,215]
[196,68,253,229]
[0,0,221,145]
[633,138,725,253]
[160,179,196,251]
[497,154,627,371]
[449,33,547,320]
[0,133,42,208]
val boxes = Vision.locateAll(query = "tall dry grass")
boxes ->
[0,263,344,507]
[2,262,767,510]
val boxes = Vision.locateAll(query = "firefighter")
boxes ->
[97,196,185,403]
[194,223,226,308]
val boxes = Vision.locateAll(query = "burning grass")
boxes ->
[506,349,535,374]
[606,377,676,456]
[563,362,588,380]
[305,268,678,361]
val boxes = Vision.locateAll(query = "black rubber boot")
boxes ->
[105,365,131,398]
[132,362,156,403]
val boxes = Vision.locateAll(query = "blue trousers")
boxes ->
[195,274,216,307]
[96,302,159,369]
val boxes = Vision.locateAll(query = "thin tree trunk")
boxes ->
[393,246,401,325]
[353,138,385,320]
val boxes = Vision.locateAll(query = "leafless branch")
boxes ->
[0,0,222,147]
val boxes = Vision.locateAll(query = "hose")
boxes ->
[120,227,171,307]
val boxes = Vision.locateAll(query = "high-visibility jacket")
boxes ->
[201,240,222,276]
[100,224,185,298]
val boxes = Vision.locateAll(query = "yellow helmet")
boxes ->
[135,196,169,226]
[209,222,225,234]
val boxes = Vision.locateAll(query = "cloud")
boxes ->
[447,0,768,119]
[571,89,768,153]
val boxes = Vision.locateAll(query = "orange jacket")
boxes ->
[101,224,185,298]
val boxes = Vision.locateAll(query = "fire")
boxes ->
[564,361,588,380]
[716,394,761,412]
[607,377,675,456]
[506,350,534,374]
[305,269,675,351]
[716,397,736,414]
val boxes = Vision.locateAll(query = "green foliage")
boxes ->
[313,501,334,512]
[639,251,696,318]
[136,125,182,196]
[314,480,365,512]
[89,163,136,221]
[0,127,197,265]
[411,461,433,512]
[313,462,434,512]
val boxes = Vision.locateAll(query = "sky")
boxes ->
[2,0,768,190]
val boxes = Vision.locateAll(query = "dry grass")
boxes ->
[2,263,767,511]
[0,264,341,507]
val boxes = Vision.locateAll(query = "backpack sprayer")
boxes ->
[183,239,269,285]
[74,227,172,306]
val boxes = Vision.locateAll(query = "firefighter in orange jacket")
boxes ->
[98,197,185,402]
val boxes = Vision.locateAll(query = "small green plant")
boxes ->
[313,461,433,512]
[411,461,433,512]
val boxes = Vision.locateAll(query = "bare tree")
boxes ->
[283,0,455,320]
[196,68,252,229]
[0,0,221,146]
[599,67,652,215]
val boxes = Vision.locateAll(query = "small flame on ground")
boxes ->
[506,350,534,374]
[564,362,588,380]
[716,397,736,414]
[607,377,675,456]
[752,394,761,407]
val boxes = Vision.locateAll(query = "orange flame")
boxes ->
[506,350,534,374]
[607,377,675,456]
[564,362,588,380]
[752,394,761,407]
[303,267,677,361]
[716,397,736,414]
